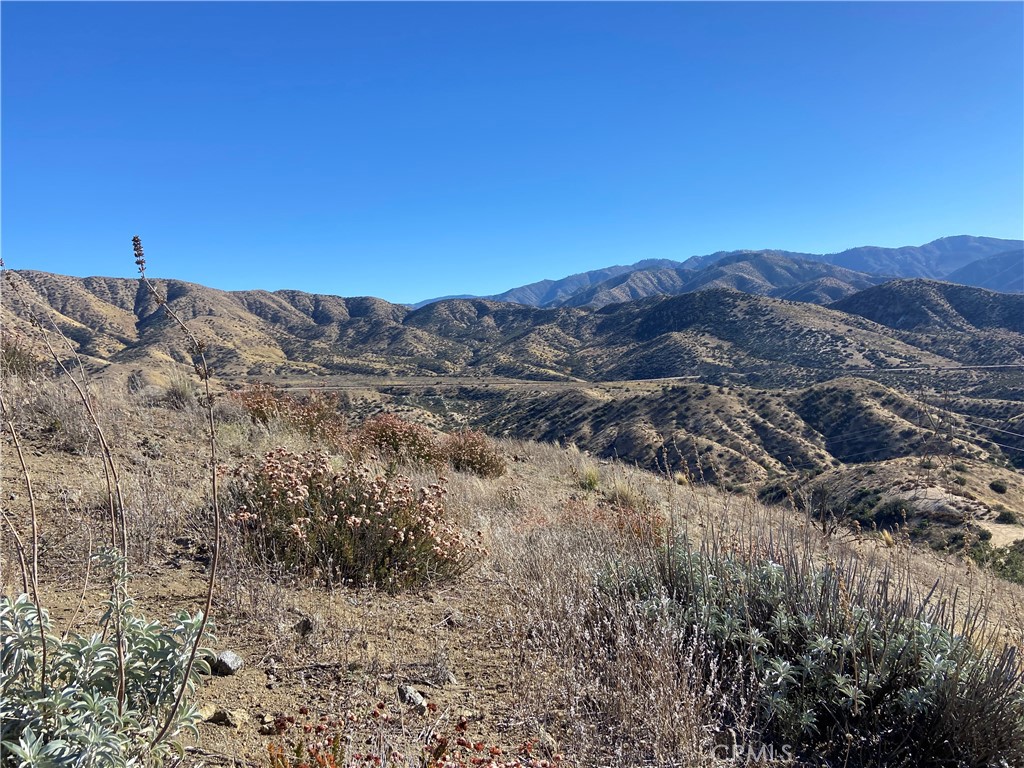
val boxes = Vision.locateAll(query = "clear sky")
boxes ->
[3,2,1022,304]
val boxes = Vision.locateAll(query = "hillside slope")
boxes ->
[8,271,1020,385]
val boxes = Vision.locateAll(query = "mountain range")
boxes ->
[5,269,1022,389]
[416,235,1022,309]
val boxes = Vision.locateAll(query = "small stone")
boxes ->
[397,684,427,714]
[444,671,458,687]
[198,703,218,722]
[212,650,244,676]
[225,709,251,728]
[203,707,251,729]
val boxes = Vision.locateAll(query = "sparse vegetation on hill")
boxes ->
[3,246,1024,767]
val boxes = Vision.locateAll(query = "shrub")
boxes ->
[227,449,483,591]
[990,479,1009,495]
[163,368,196,411]
[757,478,790,505]
[1,589,209,767]
[232,385,347,449]
[971,540,1024,585]
[355,414,443,469]
[611,537,1024,766]
[995,507,1019,525]
[870,498,910,531]
[233,382,286,426]
[578,465,601,492]
[0,334,44,379]
[441,429,506,478]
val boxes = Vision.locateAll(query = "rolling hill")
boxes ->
[6,271,1022,385]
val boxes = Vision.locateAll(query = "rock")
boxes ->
[199,705,249,729]
[397,684,428,714]
[444,671,458,687]
[225,709,251,728]
[203,707,251,728]
[212,650,244,676]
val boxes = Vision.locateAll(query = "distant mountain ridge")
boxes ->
[5,270,1022,386]
[415,235,1022,308]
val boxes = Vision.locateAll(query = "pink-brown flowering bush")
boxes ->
[354,413,444,469]
[233,384,348,450]
[441,429,507,478]
[227,448,483,590]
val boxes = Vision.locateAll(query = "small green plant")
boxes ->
[578,464,601,491]
[1,577,210,767]
[441,429,506,478]
[990,479,1009,495]
[228,449,484,590]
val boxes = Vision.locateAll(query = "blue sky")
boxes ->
[3,2,1022,304]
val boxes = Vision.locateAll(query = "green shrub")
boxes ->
[608,538,1024,766]
[227,449,483,591]
[870,498,910,531]
[971,540,1024,585]
[990,479,1009,495]
[441,429,506,478]
[995,507,1019,525]
[355,414,442,469]
[1,589,209,767]
[757,479,790,505]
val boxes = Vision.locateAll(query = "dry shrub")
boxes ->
[495,517,727,766]
[1,369,124,455]
[561,497,666,543]
[226,449,484,591]
[232,383,348,450]
[0,333,45,379]
[441,429,506,478]
[355,413,443,469]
